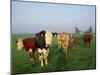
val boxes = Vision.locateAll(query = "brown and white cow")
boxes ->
[83,33,93,47]
[16,38,37,61]
[16,34,49,67]
[58,32,70,55]
[16,30,52,67]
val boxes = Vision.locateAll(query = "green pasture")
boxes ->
[11,34,96,74]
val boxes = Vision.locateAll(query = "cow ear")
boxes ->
[16,41,18,43]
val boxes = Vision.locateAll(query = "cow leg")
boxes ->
[89,43,90,48]
[45,48,49,65]
[43,48,48,65]
[39,55,44,66]
[45,52,48,65]
[63,43,68,55]
[89,40,91,48]
[65,43,69,55]
[58,44,61,49]
[38,48,44,66]
[84,42,85,47]
[63,48,67,55]
[47,48,49,54]
[86,42,90,48]
[58,42,61,49]
[38,48,43,61]
[65,48,67,55]
[29,48,33,61]
[39,54,44,66]
[45,57,48,65]
[83,41,87,47]
[32,50,35,60]
[40,59,44,67]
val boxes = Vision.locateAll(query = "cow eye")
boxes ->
[39,53,41,56]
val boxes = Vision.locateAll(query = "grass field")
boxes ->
[12,34,96,74]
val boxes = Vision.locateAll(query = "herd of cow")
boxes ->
[16,30,93,67]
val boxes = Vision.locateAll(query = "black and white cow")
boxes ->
[36,31,49,66]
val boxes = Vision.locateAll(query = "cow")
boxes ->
[36,31,49,67]
[16,38,37,61]
[45,30,53,48]
[58,32,70,55]
[83,33,93,47]
[16,34,49,67]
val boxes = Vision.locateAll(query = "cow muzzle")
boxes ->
[17,47,22,51]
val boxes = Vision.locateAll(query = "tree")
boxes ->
[84,26,92,33]
[75,27,81,33]
[88,26,92,33]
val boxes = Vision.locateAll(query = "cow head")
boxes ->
[16,39,24,51]
[59,32,65,41]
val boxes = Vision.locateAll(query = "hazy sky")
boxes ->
[12,1,96,34]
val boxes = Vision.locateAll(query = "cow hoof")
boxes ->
[45,61,48,65]
[30,58,33,61]
[45,63,48,65]
[41,64,44,67]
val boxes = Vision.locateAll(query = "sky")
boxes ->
[12,1,96,34]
